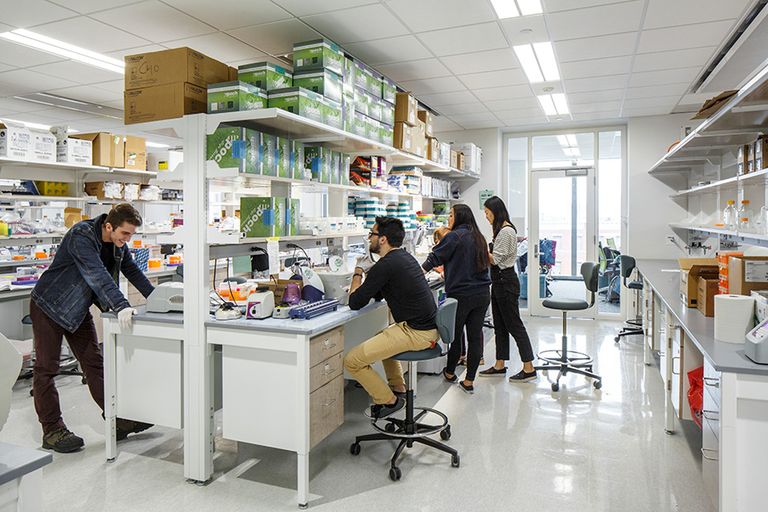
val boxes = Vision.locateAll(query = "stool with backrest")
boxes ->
[614,255,644,342]
[535,262,603,392]
[350,298,460,481]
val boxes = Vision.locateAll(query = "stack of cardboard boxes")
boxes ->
[737,135,768,175]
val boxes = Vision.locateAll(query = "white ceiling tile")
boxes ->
[632,47,716,73]
[418,22,508,57]
[106,45,167,60]
[32,16,148,52]
[483,97,538,111]
[638,20,736,53]
[573,110,622,121]
[622,106,672,117]
[458,69,528,90]
[440,48,518,75]
[0,111,72,125]
[504,116,549,127]
[472,84,533,101]
[302,4,408,44]
[45,84,122,103]
[625,83,688,99]
[0,1,76,28]
[399,77,465,95]
[565,75,628,93]
[677,92,714,108]
[643,0,751,30]
[0,97,49,113]
[162,0,291,31]
[495,107,548,120]
[92,1,215,42]
[497,15,549,46]
[571,101,622,114]
[26,108,102,121]
[385,0,495,32]
[435,101,488,115]
[629,67,699,88]
[343,36,431,65]
[90,80,125,95]
[450,110,500,123]
[623,95,681,109]
[0,62,13,73]
[161,33,264,64]
[568,89,624,104]
[0,40,66,68]
[49,0,145,14]
[555,32,637,62]
[270,0,376,16]
[546,1,643,41]
[543,0,627,13]
[417,90,477,107]
[460,119,504,129]
[432,116,462,132]
[230,19,320,56]
[375,59,450,82]
[0,69,78,96]
[560,55,632,80]
[29,61,121,84]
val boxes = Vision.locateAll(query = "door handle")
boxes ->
[701,448,719,461]
[672,356,680,375]
[703,377,720,388]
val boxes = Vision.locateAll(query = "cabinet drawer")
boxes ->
[309,327,344,367]
[703,388,720,440]
[310,376,344,448]
[702,415,719,508]
[310,352,343,393]
[703,358,720,408]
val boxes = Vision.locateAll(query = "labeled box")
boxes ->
[427,137,439,163]
[457,151,465,170]
[244,129,262,175]
[738,144,752,175]
[323,98,343,129]
[207,126,246,173]
[207,81,268,113]
[238,62,293,91]
[228,66,238,81]
[412,119,427,157]
[276,136,291,179]
[381,102,394,126]
[394,122,416,153]
[293,39,344,76]
[343,56,356,95]
[293,68,342,104]
[85,181,123,200]
[395,92,418,126]
[697,277,719,317]
[72,132,125,168]
[29,130,56,163]
[381,77,396,104]
[292,140,307,180]
[124,47,229,90]
[379,123,393,146]
[678,258,718,306]
[240,197,286,238]
[124,135,146,170]
[366,94,383,122]
[305,145,330,183]
[728,256,768,295]
[418,110,434,138]
[124,82,207,124]
[439,142,451,168]
[286,198,301,236]
[450,149,458,169]
[268,87,324,124]
[718,251,744,294]
[57,138,92,165]
[0,121,31,160]
[261,132,277,177]
[755,136,767,172]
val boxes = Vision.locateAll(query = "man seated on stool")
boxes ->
[345,217,439,419]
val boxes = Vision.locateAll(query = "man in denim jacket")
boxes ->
[30,204,155,453]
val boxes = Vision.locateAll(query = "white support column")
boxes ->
[182,114,214,483]
[296,334,310,509]
[103,319,117,462]
[664,312,676,435]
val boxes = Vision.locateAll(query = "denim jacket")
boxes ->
[31,214,155,332]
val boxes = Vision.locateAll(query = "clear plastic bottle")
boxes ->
[723,199,737,230]
[738,199,753,231]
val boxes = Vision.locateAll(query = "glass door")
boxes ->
[528,168,597,318]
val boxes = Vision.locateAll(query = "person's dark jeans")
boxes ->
[30,299,104,435]
[491,267,534,363]
[446,291,491,381]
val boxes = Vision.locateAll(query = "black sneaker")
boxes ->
[479,366,507,376]
[458,381,474,394]
[116,418,154,441]
[509,369,538,383]
[42,428,84,453]
[369,396,405,419]
[442,368,458,383]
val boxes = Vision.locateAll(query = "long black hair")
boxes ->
[483,196,516,240]
[451,204,490,272]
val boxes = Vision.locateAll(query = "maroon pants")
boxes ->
[30,299,104,435]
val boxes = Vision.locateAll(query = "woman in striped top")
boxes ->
[479,196,537,382]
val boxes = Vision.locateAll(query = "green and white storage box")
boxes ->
[238,62,292,91]
[276,136,291,178]
[293,68,343,104]
[305,145,330,184]
[245,129,261,174]
[293,39,344,76]
[268,87,324,124]
[381,77,396,104]
[241,197,286,238]
[207,126,246,172]
[292,140,307,180]
[323,98,343,129]
[261,132,277,177]
[207,81,268,113]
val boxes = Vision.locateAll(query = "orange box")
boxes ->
[718,251,743,294]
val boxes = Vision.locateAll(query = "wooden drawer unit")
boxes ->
[310,376,343,448]
[310,352,343,393]
[309,326,343,367]
[703,358,720,408]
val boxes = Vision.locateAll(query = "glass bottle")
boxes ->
[738,199,753,232]
[723,199,737,230]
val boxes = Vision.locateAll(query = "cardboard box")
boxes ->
[457,151,465,170]
[29,130,56,163]
[64,207,83,228]
[293,68,342,103]
[393,122,416,152]
[0,122,31,160]
[755,136,767,172]
[207,81,268,113]
[124,82,207,124]
[244,129,261,175]
[457,142,482,175]
[85,181,123,200]
[124,47,229,90]
[418,110,433,138]
[450,149,458,169]
[124,135,146,170]
[72,132,124,168]
[263,278,303,303]
[207,126,246,173]
[286,198,300,236]
[57,138,92,165]
[728,256,768,295]
[381,102,394,126]
[412,119,426,157]
[343,56,356,95]
[240,197,286,238]
[679,258,718,307]
[395,92,418,126]
[692,90,738,120]
[378,123,393,147]
[238,62,292,91]
[738,144,752,175]
[697,277,719,317]
[293,39,344,76]
[268,87,324,124]
[438,142,451,168]
[228,66,238,81]
[427,137,439,162]
[718,251,743,294]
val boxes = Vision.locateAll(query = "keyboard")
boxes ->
[289,299,340,319]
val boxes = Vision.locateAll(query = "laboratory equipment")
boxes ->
[246,288,275,320]
[283,283,302,305]
[214,302,242,321]
[746,318,768,364]
[315,270,353,305]
[146,282,184,313]
[289,299,340,319]
[273,303,298,319]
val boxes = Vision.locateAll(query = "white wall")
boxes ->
[435,128,503,239]
[627,114,691,260]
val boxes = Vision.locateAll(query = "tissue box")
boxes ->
[240,197,286,238]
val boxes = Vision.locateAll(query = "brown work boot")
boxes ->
[42,428,84,453]
[115,418,153,441]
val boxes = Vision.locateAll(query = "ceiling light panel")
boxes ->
[516,0,543,15]
[514,44,544,83]
[532,42,559,81]
[551,93,569,115]
[537,94,557,116]
[491,0,520,18]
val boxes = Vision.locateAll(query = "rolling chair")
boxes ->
[534,262,603,392]
[615,255,644,342]
[350,298,461,481]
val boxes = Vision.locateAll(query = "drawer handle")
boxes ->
[322,364,335,376]
[672,356,680,375]
[322,398,337,408]
[702,409,719,421]
[701,448,719,461]
[322,339,337,351]
[703,377,720,388]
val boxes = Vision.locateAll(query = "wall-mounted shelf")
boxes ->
[0,234,64,248]
[672,176,739,197]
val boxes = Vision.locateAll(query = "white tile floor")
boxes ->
[0,316,715,512]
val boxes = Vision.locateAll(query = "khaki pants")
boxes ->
[344,322,438,404]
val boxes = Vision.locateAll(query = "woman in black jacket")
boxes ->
[479,196,536,382]
[423,204,491,393]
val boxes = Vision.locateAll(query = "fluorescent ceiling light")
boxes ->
[514,42,559,83]
[490,0,520,18]
[532,42,559,81]
[537,95,557,116]
[0,29,124,74]
[146,141,170,148]
[551,93,569,115]
[538,94,570,117]
[516,0,543,15]
[514,44,543,83]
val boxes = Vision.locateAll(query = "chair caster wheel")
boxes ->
[614,337,620,342]
[440,426,451,441]
[594,380,602,389]
[384,422,396,433]
[350,443,361,456]
[389,466,402,481]
[451,455,460,468]
[551,383,560,392]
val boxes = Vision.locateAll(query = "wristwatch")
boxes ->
[353,271,364,278]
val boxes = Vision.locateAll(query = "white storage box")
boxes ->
[30,130,56,163]
[456,142,482,175]
[57,138,93,165]
[0,121,31,160]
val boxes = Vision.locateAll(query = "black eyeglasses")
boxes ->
[368,231,380,238]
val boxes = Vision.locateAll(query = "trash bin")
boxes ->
[688,366,703,429]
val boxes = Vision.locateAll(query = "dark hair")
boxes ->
[106,203,143,228]
[375,216,405,247]
[483,196,516,240]
[451,204,489,272]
